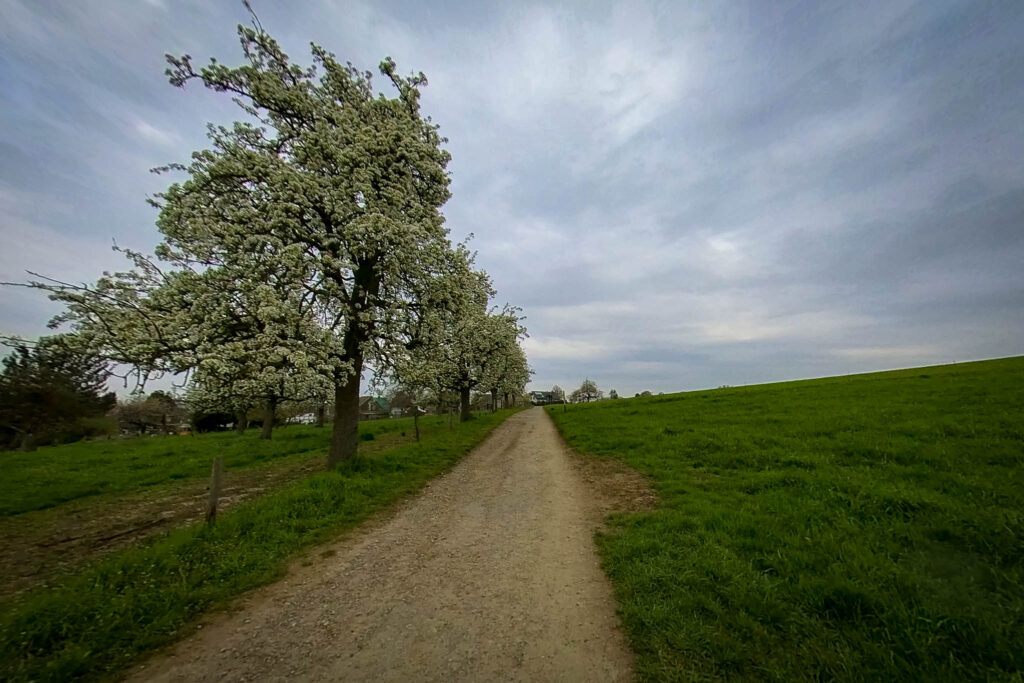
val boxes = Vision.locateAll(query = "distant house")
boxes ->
[529,391,558,405]
[389,391,414,416]
[359,396,391,420]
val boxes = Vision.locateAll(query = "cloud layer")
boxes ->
[2,0,1023,395]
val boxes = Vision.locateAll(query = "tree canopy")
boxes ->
[7,11,529,462]
[577,378,601,402]
[0,336,115,450]
[390,245,529,421]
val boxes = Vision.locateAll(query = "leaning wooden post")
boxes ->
[205,456,224,524]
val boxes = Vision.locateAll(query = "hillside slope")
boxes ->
[549,357,1024,681]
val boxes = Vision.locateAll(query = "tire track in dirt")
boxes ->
[126,408,636,682]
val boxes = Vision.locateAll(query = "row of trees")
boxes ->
[549,379,607,403]
[5,13,529,461]
[0,337,317,451]
[547,380,651,403]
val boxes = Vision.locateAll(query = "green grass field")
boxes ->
[0,409,519,682]
[0,417,438,517]
[548,357,1024,681]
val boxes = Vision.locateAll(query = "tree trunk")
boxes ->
[460,386,471,422]
[235,410,246,435]
[260,397,276,440]
[490,388,498,413]
[315,403,326,428]
[328,360,362,467]
[19,432,36,452]
[414,411,420,442]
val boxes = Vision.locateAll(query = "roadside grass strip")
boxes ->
[1,417,437,518]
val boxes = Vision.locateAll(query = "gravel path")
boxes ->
[126,407,635,682]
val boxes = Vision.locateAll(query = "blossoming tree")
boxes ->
[24,15,464,465]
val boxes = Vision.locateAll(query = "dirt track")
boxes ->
[126,407,638,682]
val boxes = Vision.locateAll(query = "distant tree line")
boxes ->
[0,337,114,451]
[545,379,657,404]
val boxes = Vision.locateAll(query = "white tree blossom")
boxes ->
[158,20,457,464]
[20,13,464,465]
[481,331,531,412]
[389,240,529,422]
[577,378,602,402]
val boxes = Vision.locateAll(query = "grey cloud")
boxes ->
[2,0,1023,398]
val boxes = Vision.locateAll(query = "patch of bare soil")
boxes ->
[124,408,638,682]
[566,444,659,523]
[0,454,323,599]
[0,431,418,600]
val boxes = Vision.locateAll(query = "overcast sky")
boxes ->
[2,0,1023,396]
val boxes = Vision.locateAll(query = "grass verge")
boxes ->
[0,408,520,682]
[548,357,1024,681]
[0,416,440,517]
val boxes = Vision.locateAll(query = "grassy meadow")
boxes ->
[1,416,440,517]
[0,409,519,682]
[548,357,1024,681]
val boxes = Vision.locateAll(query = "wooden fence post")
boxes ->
[205,456,224,524]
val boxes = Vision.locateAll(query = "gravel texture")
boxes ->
[126,407,636,682]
